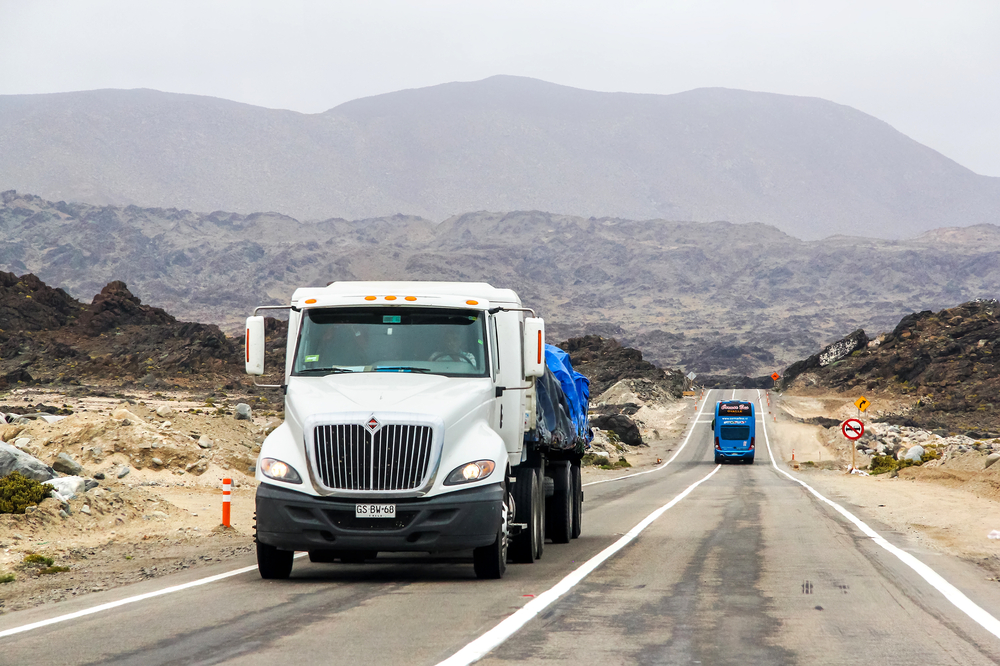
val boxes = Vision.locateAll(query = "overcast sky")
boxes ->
[2,0,998,176]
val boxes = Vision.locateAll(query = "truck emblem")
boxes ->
[365,417,380,431]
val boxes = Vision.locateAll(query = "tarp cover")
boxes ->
[528,345,592,452]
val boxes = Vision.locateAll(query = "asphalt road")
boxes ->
[3,389,1000,665]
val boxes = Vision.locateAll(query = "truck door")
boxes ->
[491,310,526,458]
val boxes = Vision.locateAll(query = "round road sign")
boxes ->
[841,418,864,440]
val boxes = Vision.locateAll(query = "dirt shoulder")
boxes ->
[768,391,1000,579]
[1,385,266,616]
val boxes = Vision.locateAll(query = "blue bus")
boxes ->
[712,400,755,464]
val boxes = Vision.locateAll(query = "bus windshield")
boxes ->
[293,307,488,377]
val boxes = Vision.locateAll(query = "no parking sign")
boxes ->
[841,418,864,440]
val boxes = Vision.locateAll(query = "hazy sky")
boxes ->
[2,0,998,176]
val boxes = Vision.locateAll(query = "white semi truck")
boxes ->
[244,281,590,579]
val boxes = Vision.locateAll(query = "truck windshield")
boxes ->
[293,307,488,377]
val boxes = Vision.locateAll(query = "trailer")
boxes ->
[244,281,591,579]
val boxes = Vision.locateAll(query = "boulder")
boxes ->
[52,452,83,475]
[155,405,174,418]
[0,442,57,481]
[47,476,87,501]
[903,445,925,463]
[197,436,213,449]
[590,413,644,446]
[986,453,1000,469]
[235,403,252,420]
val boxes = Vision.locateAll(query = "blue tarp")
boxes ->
[526,344,592,452]
[544,344,590,440]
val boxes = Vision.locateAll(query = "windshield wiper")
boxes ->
[298,367,356,375]
[372,366,432,373]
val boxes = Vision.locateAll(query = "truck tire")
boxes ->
[473,485,508,579]
[570,461,582,539]
[510,466,543,563]
[546,462,572,544]
[257,541,294,579]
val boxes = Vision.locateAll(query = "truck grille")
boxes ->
[313,424,434,491]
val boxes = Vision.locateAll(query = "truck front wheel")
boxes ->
[257,541,294,579]
[473,487,509,579]
[510,466,543,563]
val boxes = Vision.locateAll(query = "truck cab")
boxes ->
[712,400,755,464]
[244,281,587,580]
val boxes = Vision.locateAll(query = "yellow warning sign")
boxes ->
[854,396,870,412]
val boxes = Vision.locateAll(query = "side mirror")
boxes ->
[523,317,545,378]
[245,316,265,375]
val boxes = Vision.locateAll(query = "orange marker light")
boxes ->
[466,300,478,305]
[304,298,317,304]
[405,296,417,301]
[364,295,376,301]
[537,331,542,364]
[385,295,397,301]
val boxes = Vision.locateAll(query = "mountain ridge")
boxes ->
[2,76,998,239]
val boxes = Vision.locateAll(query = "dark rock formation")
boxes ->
[559,335,684,397]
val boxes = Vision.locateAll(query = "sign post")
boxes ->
[770,372,780,389]
[854,396,870,420]
[841,418,864,472]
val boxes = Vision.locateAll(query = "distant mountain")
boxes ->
[3,191,999,375]
[2,76,998,240]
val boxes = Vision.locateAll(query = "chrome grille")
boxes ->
[313,423,434,491]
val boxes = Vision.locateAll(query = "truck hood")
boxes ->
[284,373,493,434]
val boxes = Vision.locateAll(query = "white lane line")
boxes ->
[731,388,737,400]
[755,390,1000,641]
[436,464,722,666]
[583,389,714,487]
[0,553,308,638]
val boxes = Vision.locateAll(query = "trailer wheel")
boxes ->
[257,541,293,579]
[510,466,542,563]
[474,484,509,579]
[570,461,582,539]
[546,462,572,544]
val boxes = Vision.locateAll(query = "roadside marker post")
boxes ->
[222,478,232,527]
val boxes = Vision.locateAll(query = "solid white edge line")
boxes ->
[583,389,714,487]
[436,464,723,666]
[0,553,308,639]
[755,389,1000,641]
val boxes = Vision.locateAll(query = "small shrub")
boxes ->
[0,573,15,584]
[0,471,53,514]
[23,553,54,567]
[38,566,70,575]
[599,457,632,470]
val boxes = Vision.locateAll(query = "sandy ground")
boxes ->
[768,392,1000,579]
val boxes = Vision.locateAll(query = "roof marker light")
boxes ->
[385,295,397,301]
[405,296,417,301]
[304,299,317,304]
[466,300,478,305]
[365,296,377,301]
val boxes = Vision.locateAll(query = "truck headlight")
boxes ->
[259,458,302,484]
[444,460,496,486]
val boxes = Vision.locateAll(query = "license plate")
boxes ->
[355,503,396,518]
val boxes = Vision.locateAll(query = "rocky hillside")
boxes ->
[4,192,1000,376]
[784,300,1000,434]
[2,77,999,240]
[0,272,251,390]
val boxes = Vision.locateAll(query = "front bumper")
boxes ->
[255,482,503,553]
